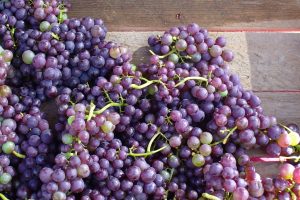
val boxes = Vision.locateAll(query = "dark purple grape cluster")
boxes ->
[15,107,55,199]
[7,16,108,99]
[0,0,70,50]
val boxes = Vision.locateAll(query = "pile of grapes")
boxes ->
[0,0,299,199]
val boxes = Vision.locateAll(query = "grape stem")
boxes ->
[202,193,221,200]
[0,193,9,200]
[149,49,176,59]
[250,155,300,162]
[86,102,96,121]
[93,102,125,115]
[211,126,237,146]
[175,76,208,87]
[128,145,167,157]
[130,79,165,90]
[51,33,60,40]
[280,123,299,135]
[146,128,162,152]
[12,151,25,159]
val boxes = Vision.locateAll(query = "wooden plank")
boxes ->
[256,92,300,125]
[69,0,300,31]
[247,33,300,90]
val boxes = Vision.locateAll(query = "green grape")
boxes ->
[2,141,15,154]
[200,132,213,144]
[39,21,51,32]
[101,121,114,134]
[168,54,179,64]
[289,131,300,146]
[62,134,73,145]
[192,154,205,167]
[22,50,35,64]
[0,173,12,184]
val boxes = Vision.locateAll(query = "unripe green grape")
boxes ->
[0,173,12,184]
[192,154,205,167]
[2,141,15,154]
[168,54,179,64]
[22,50,35,64]
[62,134,73,145]
[39,21,51,32]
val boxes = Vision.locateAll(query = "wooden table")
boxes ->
[66,0,300,176]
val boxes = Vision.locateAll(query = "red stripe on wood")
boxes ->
[253,90,300,93]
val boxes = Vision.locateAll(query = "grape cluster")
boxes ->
[0,0,300,199]
[0,0,70,50]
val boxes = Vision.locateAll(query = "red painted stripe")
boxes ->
[209,28,300,33]
[253,90,300,93]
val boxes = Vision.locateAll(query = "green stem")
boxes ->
[12,151,25,159]
[86,103,96,121]
[0,193,9,200]
[93,102,123,115]
[68,116,75,125]
[128,146,167,157]
[202,193,221,200]
[211,126,237,146]
[51,33,60,40]
[169,168,175,182]
[103,90,113,102]
[280,123,298,134]
[175,76,208,87]
[149,49,176,59]
[64,152,75,160]
[130,80,164,90]
[146,128,162,152]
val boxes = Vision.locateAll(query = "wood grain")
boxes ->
[256,92,300,125]
[247,33,300,90]
[69,0,300,31]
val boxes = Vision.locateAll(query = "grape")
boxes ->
[199,144,212,156]
[39,21,51,32]
[0,173,12,184]
[277,133,291,148]
[192,154,205,167]
[209,45,222,57]
[169,136,182,148]
[187,136,200,150]
[289,131,300,146]
[279,163,295,180]
[175,39,187,51]
[200,132,213,144]
[233,187,249,200]
[293,167,300,184]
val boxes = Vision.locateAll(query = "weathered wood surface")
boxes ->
[69,0,300,31]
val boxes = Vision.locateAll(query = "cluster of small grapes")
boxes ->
[36,102,118,199]
[0,46,52,199]
[14,106,55,199]
[50,23,300,199]
[0,0,107,99]
[0,0,70,50]
[0,48,20,198]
